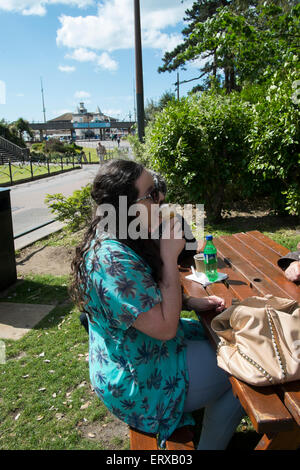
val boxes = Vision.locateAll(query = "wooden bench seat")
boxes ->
[129,426,195,450]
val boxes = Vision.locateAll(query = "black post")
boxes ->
[9,161,13,184]
[30,159,33,179]
[134,0,145,142]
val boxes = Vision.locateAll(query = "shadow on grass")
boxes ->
[0,275,72,330]
[209,212,299,232]
[208,212,298,232]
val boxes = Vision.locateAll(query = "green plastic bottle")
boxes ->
[203,235,218,281]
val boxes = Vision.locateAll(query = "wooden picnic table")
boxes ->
[180,230,300,450]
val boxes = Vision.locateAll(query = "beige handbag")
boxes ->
[211,295,300,386]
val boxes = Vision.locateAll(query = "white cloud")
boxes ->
[66,47,97,62]
[0,0,94,15]
[58,65,76,73]
[96,52,118,71]
[56,0,194,53]
[65,48,118,72]
[74,90,91,100]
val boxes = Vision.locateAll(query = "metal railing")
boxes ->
[0,136,30,161]
[0,155,82,185]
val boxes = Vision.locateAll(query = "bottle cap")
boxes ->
[205,235,213,240]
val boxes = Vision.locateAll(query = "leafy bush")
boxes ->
[144,92,253,222]
[45,184,94,232]
[126,134,149,165]
[0,119,26,148]
[247,61,300,216]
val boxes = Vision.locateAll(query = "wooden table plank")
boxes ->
[214,238,288,298]
[234,232,284,271]
[281,382,300,427]
[246,231,290,257]
[229,378,294,434]
[219,235,300,302]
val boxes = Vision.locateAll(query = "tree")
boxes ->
[0,118,27,147]
[144,91,175,123]
[247,58,300,216]
[159,1,230,87]
[159,1,299,93]
[10,118,34,141]
[144,91,253,222]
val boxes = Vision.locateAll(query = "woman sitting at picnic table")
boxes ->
[70,159,244,450]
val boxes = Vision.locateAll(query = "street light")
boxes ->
[133,0,145,142]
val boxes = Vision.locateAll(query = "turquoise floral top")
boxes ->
[84,238,206,447]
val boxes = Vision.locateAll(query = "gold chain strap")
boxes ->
[217,306,287,384]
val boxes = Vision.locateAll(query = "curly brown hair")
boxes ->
[70,159,163,315]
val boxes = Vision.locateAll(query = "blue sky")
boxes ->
[0,0,205,124]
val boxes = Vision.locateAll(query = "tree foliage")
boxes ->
[247,58,300,215]
[0,118,31,148]
[159,1,299,93]
[45,184,94,232]
[144,92,253,222]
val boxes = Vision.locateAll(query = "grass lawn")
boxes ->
[81,147,131,163]
[0,163,77,185]
[0,273,258,450]
[0,274,127,450]
[0,209,298,450]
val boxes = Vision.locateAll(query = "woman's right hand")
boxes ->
[160,217,185,262]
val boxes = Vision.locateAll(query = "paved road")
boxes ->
[10,164,100,249]
[8,140,134,250]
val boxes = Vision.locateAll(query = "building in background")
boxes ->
[30,103,134,141]
[71,103,116,140]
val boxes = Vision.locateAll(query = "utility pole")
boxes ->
[133,0,144,142]
[40,77,46,123]
[133,82,137,123]
[176,72,180,100]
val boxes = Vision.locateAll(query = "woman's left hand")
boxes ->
[188,295,225,313]
[207,295,226,313]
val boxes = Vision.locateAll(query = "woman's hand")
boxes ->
[187,295,226,313]
[133,218,184,341]
[160,217,185,262]
[285,261,300,283]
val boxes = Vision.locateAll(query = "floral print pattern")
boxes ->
[84,238,206,446]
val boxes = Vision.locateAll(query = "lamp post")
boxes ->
[133,0,145,142]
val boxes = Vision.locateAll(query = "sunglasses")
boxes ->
[136,187,159,204]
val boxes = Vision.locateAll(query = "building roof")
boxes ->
[47,105,117,123]
[48,113,72,122]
